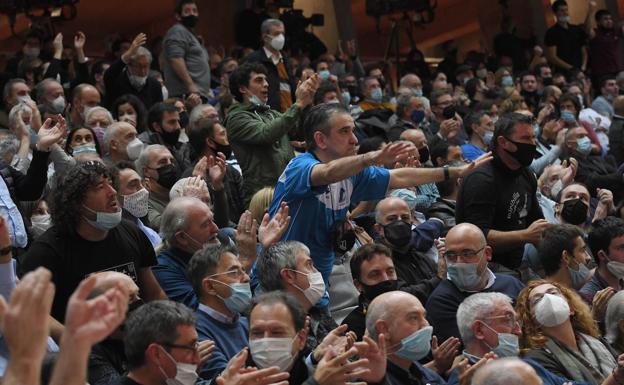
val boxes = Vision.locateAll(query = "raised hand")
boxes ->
[198,339,216,369]
[74,31,86,51]
[235,211,259,272]
[63,274,128,349]
[451,152,492,178]
[122,33,147,63]
[353,334,387,383]
[314,346,370,385]
[192,156,208,178]
[258,202,290,249]
[373,141,413,167]
[208,153,227,190]
[431,336,461,375]
[295,73,320,108]
[37,115,67,151]
[53,33,63,58]
[312,324,351,363]
[216,348,289,385]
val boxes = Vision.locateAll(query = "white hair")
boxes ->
[605,290,624,345]
[127,46,153,65]
[85,106,114,127]
[457,292,512,344]
[8,103,32,127]
[135,144,169,177]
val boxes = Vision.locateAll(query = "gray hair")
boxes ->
[34,78,61,104]
[159,197,202,247]
[457,292,512,344]
[8,103,32,128]
[85,106,114,127]
[124,300,196,370]
[102,121,125,147]
[127,46,153,66]
[135,144,169,177]
[0,133,19,162]
[396,92,417,118]
[605,290,624,344]
[256,241,308,291]
[471,358,537,385]
[189,104,218,131]
[187,243,239,299]
[2,78,26,102]
[261,18,284,34]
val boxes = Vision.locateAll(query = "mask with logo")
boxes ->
[290,270,325,306]
[560,198,588,225]
[82,206,122,231]
[361,279,398,302]
[576,136,592,156]
[568,260,590,289]
[158,347,198,385]
[503,138,536,167]
[447,253,484,291]
[270,34,285,51]
[480,321,519,358]
[123,188,149,218]
[30,213,52,237]
[155,164,181,189]
[319,70,331,80]
[394,325,433,361]
[180,15,199,29]
[534,293,570,327]
[383,220,412,248]
[128,74,147,89]
[370,88,383,103]
[330,219,356,254]
[125,138,144,161]
[249,335,297,371]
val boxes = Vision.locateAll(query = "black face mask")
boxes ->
[159,129,181,146]
[419,146,430,164]
[503,138,537,167]
[383,220,412,248]
[442,105,456,120]
[212,141,232,159]
[542,77,553,86]
[331,219,356,255]
[181,15,199,29]
[361,279,398,302]
[561,198,588,225]
[156,163,180,189]
[179,111,189,129]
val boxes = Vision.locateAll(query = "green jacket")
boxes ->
[224,102,301,205]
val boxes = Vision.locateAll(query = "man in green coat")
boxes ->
[225,62,319,205]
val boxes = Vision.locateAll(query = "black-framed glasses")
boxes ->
[445,246,485,263]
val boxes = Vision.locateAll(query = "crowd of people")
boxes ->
[3,0,624,384]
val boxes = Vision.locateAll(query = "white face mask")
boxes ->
[50,95,66,114]
[158,347,198,385]
[162,85,169,100]
[249,335,297,371]
[123,188,149,218]
[550,179,563,199]
[606,254,624,279]
[30,213,52,237]
[125,137,144,161]
[534,293,570,327]
[128,74,148,89]
[290,270,325,306]
[17,94,32,104]
[269,33,285,51]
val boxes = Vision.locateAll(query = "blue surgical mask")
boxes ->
[412,88,423,97]
[27,125,38,145]
[394,326,433,361]
[370,88,383,103]
[501,75,513,87]
[341,91,351,106]
[319,70,331,80]
[480,321,519,357]
[82,206,122,230]
[533,124,541,137]
[561,110,576,123]
[568,261,590,289]
[212,280,252,314]
[447,257,483,291]
[481,131,494,146]
[576,136,592,155]
[411,109,425,124]
[72,143,97,155]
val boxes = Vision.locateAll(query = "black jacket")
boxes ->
[104,58,163,110]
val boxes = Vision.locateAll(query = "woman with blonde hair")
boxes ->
[248,186,275,224]
[516,279,618,384]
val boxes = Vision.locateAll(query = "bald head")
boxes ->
[471,358,542,385]
[614,95,624,115]
[446,223,486,246]
[399,74,422,89]
[400,128,427,149]
[366,290,423,339]
[375,196,411,224]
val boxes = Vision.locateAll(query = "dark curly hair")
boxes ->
[51,161,115,235]
[229,62,268,103]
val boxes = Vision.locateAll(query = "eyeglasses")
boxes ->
[483,313,520,329]
[208,268,247,280]
[162,342,199,353]
[444,247,485,263]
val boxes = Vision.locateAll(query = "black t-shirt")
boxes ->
[19,220,156,322]
[544,23,588,71]
[455,157,543,269]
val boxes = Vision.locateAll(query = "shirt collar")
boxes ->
[263,46,282,66]
[462,268,496,293]
[198,303,237,324]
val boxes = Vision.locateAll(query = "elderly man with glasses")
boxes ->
[424,223,524,346]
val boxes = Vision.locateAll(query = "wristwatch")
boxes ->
[443,165,450,181]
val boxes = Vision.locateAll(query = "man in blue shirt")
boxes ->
[268,103,491,289]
